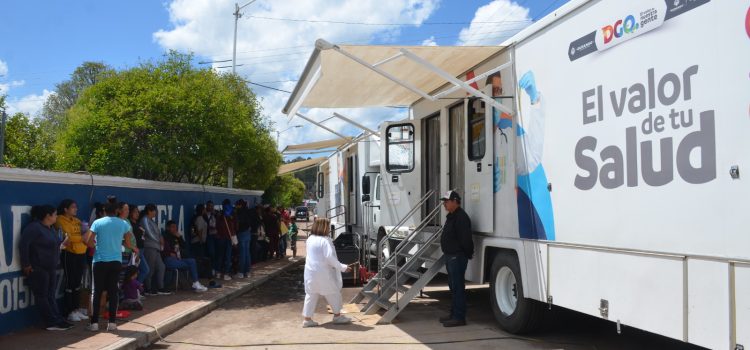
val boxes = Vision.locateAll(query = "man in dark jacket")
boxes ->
[439,190,473,327]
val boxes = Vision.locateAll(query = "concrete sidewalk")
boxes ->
[0,256,305,350]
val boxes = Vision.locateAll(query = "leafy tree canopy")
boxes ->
[57,51,280,189]
[41,61,113,132]
[1,111,56,169]
[262,174,306,208]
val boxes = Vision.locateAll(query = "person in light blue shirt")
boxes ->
[83,202,137,332]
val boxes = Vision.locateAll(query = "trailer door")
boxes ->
[380,121,421,228]
[464,97,493,233]
[422,113,441,225]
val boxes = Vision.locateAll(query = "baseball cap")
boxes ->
[439,190,461,201]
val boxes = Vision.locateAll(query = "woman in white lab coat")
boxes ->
[302,218,353,327]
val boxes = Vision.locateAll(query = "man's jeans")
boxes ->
[237,231,252,274]
[164,256,199,282]
[215,237,232,274]
[445,254,468,320]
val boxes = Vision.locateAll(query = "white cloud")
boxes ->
[0,80,25,94]
[154,0,437,149]
[0,59,8,77]
[5,90,55,117]
[457,0,531,46]
[421,36,438,46]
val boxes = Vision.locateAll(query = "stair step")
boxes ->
[403,270,422,279]
[376,299,394,310]
[412,239,441,246]
[393,284,409,294]
[396,252,438,264]
[418,255,437,263]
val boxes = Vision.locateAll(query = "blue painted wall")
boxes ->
[0,171,261,334]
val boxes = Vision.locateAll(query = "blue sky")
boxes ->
[0,0,569,148]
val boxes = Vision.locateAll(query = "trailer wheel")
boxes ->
[489,253,543,334]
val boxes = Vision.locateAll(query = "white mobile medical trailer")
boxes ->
[283,1,750,348]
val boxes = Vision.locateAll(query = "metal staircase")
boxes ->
[325,204,346,237]
[350,192,444,324]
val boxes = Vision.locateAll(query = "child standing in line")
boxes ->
[289,218,298,259]
[120,266,144,311]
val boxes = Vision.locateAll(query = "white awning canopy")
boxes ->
[278,157,326,175]
[282,138,352,154]
[283,40,504,116]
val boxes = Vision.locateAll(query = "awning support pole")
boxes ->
[331,45,436,101]
[332,112,380,136]
[295,112,351,140]
[432,60,514,99]
[372,52,405,67]
[399,48,515,116]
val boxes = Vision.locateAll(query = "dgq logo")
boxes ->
[601,15,639,44]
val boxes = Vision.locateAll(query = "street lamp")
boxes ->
[277,125,302,145]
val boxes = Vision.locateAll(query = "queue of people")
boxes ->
[18,196,298,332]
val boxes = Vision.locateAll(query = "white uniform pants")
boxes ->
[302,292,342,318]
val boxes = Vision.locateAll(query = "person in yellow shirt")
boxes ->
[55,199,89,323]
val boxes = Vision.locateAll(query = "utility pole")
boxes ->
[227,0,258,188]
[0,107,6,166]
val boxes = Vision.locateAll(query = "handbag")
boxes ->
[280,222,289,235]
[224,216,238,246]
[257,224,268,242]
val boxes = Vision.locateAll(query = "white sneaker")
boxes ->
[192,281,208,292]
[107,323,117,331]
[332,315,352,324]
[223,274,232,281]
[74,310,89,320]
[67,312,82,322]
[234,273,244,279]
[77,308,89,316]
[86,323,99,332]
[302,320,319,328]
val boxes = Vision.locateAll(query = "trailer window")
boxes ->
[386,124,415,173]
[467,98,486,161]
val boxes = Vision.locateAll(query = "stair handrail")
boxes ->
[382,225,444,297]
[392,212,444,310]
[325,204,346,220]
[388,201,443,279]
[361,200,372,271]
[378,189,435,271]
[393,202,443,255]
[385,201,443,303]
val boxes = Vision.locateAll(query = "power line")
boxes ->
[208,22,529,64]
[240,78,292,93]
[246,14,532,26]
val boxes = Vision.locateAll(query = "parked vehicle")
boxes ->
[295,206,310,221]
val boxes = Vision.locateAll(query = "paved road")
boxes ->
[151,260,705,350]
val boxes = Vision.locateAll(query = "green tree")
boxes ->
[41,62,113,132]
[57,51,280,189]
[289,156,318,198]
[262,175,306,207]
[1,112,56,169]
